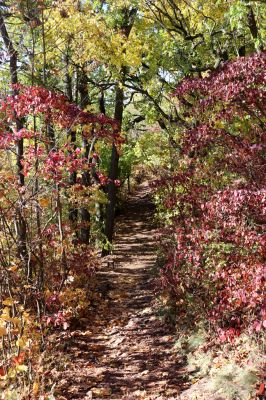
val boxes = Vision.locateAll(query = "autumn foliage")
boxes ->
[0,0,265,396]
[0,85,115,387]
[155,52,266,340]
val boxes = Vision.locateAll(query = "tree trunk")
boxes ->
[247,5,263,51]
[99,88,106,115]
[247,5,258,40]
[80,139,91,244]
[0,13,28,267]
[102,85,124,255]
[65,47,78,232]
[78,68,91,244]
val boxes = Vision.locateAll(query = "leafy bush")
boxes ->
[155,52,266,339]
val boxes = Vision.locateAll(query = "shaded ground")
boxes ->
[52,183,189,399]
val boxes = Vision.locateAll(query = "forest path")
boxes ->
[55,182,188,400]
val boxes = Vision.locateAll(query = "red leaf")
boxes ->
[13,352,25,365]
[256,383,265,395]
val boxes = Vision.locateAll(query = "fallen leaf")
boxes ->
[91,387,112,397]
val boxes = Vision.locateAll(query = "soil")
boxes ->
[50,183,190,400]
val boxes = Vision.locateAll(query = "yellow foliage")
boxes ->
[10,317,21,327]
[44,0,148,73]
[59,287,91,317]
[15,365,28,373]
[143,0,229,34]
[33,381,39,396]
[1,307,10,321]
[16,337,28,348]
[67,184,108,208]
[2,298,15,306]
[0,326,7,336]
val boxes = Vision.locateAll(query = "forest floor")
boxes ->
[49,182,191,400]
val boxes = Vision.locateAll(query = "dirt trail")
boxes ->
[55,183,188,400]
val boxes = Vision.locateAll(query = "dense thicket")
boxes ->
[156,52,266,340]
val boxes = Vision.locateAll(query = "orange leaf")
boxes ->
[13,352,25,365]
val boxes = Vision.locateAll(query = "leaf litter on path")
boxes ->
[47,183,188,399]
